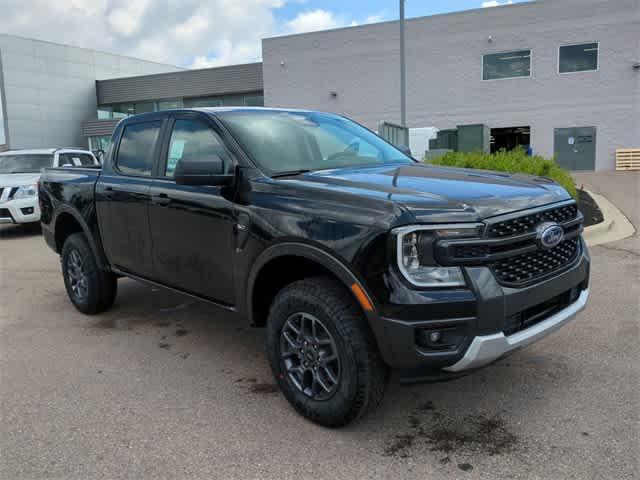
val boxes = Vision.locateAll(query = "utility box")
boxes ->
[378,121,409,149]
[457,124,491,153]
[433,129,458,151]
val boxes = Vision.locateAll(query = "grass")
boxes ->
[426,149,578,199]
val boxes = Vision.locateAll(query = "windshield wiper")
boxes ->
[271,169,312,178]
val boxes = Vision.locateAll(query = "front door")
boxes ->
[148,114,236,305]
[554,127,596,171]
[96,119,163,277]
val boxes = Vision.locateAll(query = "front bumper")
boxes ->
[0,197,41,224]
[372,238,590,377]
[443,288,589,372]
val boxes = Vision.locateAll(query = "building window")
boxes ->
[134,102,155,114]
[157,99,183,110]
[559,43,598,74]
[183,97,224,108]
[244,95,264,106]
[482,50,531,80]
[97,107,113,120]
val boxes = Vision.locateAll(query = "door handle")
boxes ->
[151,193,171,206]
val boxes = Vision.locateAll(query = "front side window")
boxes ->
[165,119,229,177]
[218,111,413,175]
[0,154,53,173]
[116,121,161,176]
[483,50,531,80]
[559,43,598,74]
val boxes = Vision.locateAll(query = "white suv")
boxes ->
[0,148,99,225]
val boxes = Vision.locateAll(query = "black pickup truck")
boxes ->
[39,108,590,426]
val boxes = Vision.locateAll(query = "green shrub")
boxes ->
[426,148,578,199]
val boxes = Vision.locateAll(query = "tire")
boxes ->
[266,276,387,427]
[61,233,117,315]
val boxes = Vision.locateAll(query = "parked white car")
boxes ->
[0,148,99,224]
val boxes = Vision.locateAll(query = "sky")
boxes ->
[0,0,527,69]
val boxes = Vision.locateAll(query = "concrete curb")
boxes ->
[582,190,636,247]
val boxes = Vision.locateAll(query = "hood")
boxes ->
[283,163,571,222]
[0,173,42,188]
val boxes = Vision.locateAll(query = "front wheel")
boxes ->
[61,233,117,314]
[266,277,387,427]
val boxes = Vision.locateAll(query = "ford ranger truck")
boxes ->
[39,108,590,427]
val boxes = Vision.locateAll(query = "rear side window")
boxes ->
[116,121,161,176]
[59,153,96,166]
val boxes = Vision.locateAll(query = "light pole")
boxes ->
[399,0,407,127]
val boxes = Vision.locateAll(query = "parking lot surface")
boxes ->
[1,174,638,479]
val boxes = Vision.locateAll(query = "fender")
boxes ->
[245,241,394,363]
[52,205,110,271]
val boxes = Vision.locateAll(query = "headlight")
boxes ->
[395,225,483,287]
[13,184,38,199]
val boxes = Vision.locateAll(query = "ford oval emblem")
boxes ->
[536,222,564,249]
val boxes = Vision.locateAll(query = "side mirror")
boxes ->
[174,156,234,186]
[398,145,412,157]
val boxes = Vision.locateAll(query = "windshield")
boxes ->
[218,110,414,175]
[0,154,53,174]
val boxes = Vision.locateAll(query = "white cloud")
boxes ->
[481,0,514,7]
[0,1,391,68]
[287,9,341,34]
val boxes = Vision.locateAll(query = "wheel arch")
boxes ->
[245,242,391,362]
[53,208,108,270]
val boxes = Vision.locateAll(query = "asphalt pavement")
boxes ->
[1,173,638,479]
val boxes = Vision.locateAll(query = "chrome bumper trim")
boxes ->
[444,288,590,372]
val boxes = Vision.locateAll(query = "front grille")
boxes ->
[488,204,578,238]
[435,201,584,287]
[491,237,580,287]
[0,208,12,219]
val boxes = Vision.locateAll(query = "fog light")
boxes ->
[429,331,442,343]
[415,327,467,352]
[21,207,34,215]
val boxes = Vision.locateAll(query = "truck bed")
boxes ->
[39,166,102,253]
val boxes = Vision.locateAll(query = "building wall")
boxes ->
[96,62,263,105]
[0,34,179,150]
[263,0,640,170]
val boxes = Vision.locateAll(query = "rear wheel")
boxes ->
[61,233,117,314]
[267,276,387,427]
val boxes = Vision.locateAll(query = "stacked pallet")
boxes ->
[616,149,640,171]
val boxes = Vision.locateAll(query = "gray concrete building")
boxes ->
[263,0,640,170]
[0,34,179,152]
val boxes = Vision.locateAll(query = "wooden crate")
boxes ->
[616,149,640,171]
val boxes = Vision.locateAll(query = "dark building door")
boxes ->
[554,127,596,171]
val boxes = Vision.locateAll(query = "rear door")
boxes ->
[96,119,164,277]
[148,112,237,305]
